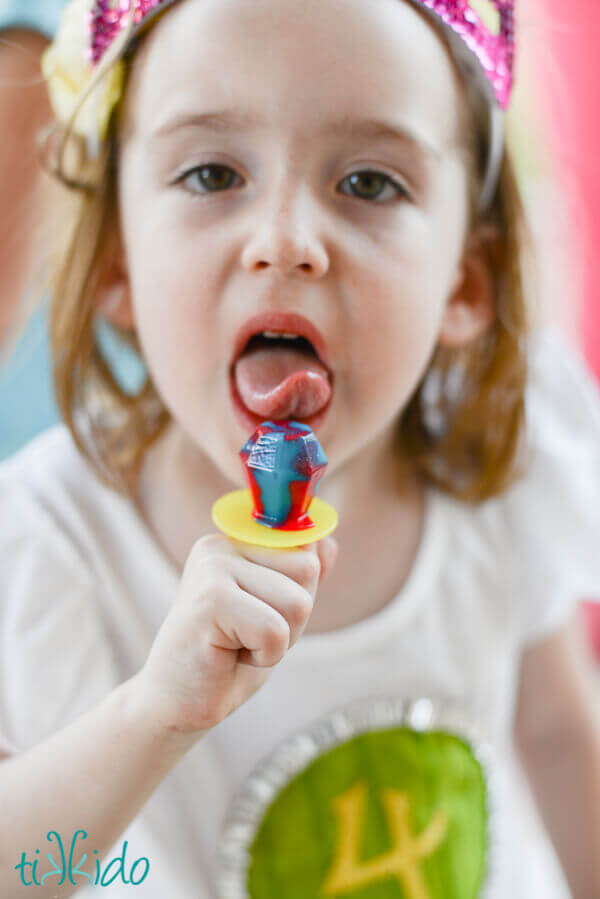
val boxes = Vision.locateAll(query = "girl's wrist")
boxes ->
[118,671,207,758]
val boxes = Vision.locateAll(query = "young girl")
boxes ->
[1,0,599,896]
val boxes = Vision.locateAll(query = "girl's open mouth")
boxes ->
[229,334,334,432]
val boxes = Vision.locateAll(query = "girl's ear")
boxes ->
[95,239,135,331]
[437,224,500,349]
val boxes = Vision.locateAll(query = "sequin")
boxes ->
[89,0,515,110]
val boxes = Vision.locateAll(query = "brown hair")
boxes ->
[41,7,538,502]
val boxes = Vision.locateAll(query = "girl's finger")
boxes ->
[223,537,322,592]
[213,555,314,647]
[316,536,339,585]
[210,584,292,667]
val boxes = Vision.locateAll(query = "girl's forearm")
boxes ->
[517,727,600,899]
[0,673,202,899]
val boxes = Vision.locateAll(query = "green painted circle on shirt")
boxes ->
[247,728,487,898]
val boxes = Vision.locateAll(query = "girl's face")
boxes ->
[116,0,486,485]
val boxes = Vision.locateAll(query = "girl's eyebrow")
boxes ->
[149,109,442,163]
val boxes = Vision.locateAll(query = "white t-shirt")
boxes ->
[1,324,599,898]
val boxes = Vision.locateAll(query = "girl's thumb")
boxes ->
[317,535,339,585]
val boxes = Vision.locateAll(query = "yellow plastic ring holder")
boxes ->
[212,489,338,548]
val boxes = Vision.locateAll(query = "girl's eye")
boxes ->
[178,164,242,194]
[339,170,411,204]
[176,164,411,203]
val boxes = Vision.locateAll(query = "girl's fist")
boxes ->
[138,533,338,736]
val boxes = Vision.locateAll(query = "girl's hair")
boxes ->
[41,5,537,503]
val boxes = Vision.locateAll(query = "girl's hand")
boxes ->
[138,533,339,736]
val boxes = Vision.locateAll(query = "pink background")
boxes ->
[516,0,600,654]
[533,0,600,379]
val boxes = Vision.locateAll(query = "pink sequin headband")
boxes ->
[90,0,515,211]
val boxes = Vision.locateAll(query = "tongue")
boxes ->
[234,343,332,419]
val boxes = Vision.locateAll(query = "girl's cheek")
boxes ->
[135,271,218,358]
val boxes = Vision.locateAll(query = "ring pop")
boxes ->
[211,420,338,548]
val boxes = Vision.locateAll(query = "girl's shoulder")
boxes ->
[524,324,600,452]
[494,324,600,646]
[0,423,96,536]
[0,423,141,590]
[0,425,104,596]
[0,420,76,478]
[0,426,125,755]
[0,422,175,599]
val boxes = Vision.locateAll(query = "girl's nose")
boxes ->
[240,187,330,279]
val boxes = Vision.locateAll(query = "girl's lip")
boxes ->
[230,311,333,374]
[228,365,334,434]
